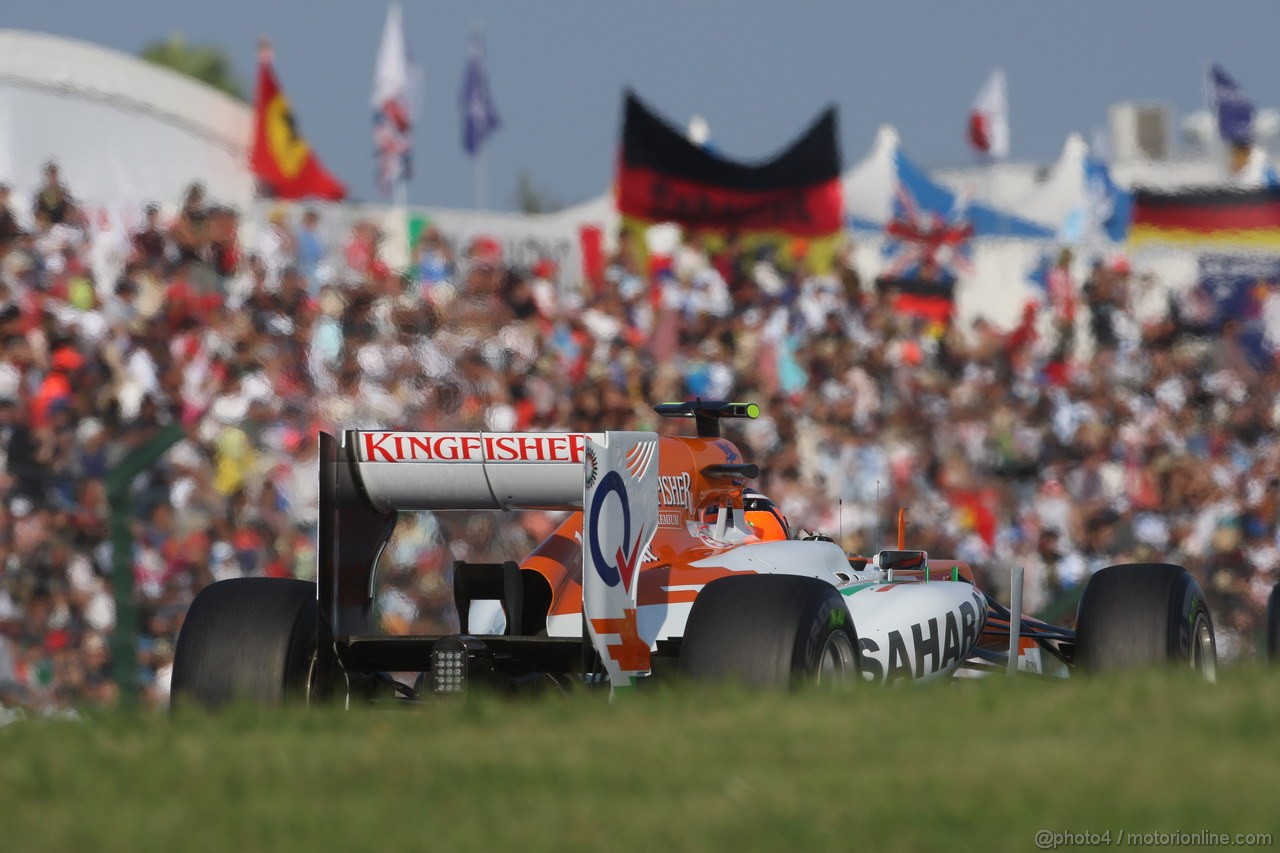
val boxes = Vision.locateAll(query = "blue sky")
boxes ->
[5,1,1276,209]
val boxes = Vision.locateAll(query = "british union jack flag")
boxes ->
[372,3,416,197]
[881,156,974,280]
[374,99,412,195]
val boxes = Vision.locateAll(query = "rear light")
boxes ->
[431,638,469,694]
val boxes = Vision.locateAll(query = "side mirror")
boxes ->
[876,550,928,575]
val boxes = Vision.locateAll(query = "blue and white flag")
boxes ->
[1210,65,1255,147]
[460,37,500,156]
[1081,154,1131,242]
[881,149,1054,278]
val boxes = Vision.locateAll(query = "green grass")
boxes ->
[3,670,1279,852]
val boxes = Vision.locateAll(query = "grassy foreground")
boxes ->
[3,670,1279,852]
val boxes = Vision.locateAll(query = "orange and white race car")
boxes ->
[172,401,1218,706]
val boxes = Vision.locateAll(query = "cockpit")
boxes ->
[696,488,791,545]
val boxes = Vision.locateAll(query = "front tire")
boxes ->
[680,574,859,688]
[1074,563,1216,679]
[171,578,328,708]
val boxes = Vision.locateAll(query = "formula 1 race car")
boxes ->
[171,401,1218,706]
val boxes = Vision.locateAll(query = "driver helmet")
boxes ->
[742,488,790,541]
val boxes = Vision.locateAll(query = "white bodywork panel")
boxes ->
[550,541,990,685]
[842,581,987,684]
[689,539,854,583]
[467,599,507,636]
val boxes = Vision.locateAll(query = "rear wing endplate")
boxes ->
[582,432,659,692]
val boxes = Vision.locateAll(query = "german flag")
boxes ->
[250,43,346,201]
[875,276,955,325]
[616,90,842,255]
[1130,187,1280,249]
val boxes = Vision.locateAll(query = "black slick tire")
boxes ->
[171,578,323,708]
[1074,563,1215,678]
[680,574,859,688]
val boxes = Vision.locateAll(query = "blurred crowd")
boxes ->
[1,161,1278,713]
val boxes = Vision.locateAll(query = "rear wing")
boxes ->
[352,430,603,511]
[317,429,657,686]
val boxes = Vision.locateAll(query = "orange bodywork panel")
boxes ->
[521,435,758,620]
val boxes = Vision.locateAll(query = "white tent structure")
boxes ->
[836,124,1202,330]
[934,134,1090,237]
[842,124,899,227]
[846,127,1097,239]
[0,30,254,215]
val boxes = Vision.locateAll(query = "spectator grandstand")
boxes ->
[0,166,1276,713]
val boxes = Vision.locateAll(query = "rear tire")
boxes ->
[680,574,859,688]
[1074,563,1215,679]
[171,578,326,708]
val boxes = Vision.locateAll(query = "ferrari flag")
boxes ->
[615,90,842,237]
[1130,187,1280,249]
[250,41,346,201]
